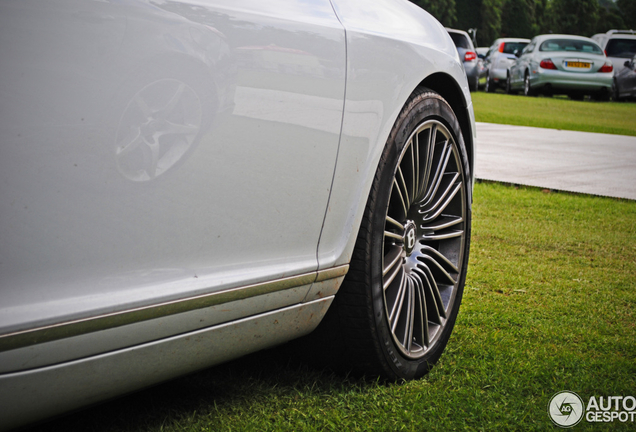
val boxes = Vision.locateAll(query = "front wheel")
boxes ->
[523,72,535,96]
[486,73,495,93]
[505,73,516,95]
[318,88,472,380]
[613,79,621,102]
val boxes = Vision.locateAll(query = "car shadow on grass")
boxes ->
[21,341,371,432]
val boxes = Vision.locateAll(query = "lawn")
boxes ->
[472,92,636,136]
[28,183,636,431]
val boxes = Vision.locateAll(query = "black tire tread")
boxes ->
[300,87,470,381]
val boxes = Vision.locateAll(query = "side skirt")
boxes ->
[0,297,333,431]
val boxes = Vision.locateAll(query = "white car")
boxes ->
[483,38,530,92]
[0,0,475,429]
[592,29,636,75]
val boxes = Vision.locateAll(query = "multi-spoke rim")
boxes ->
[382,119,466,359]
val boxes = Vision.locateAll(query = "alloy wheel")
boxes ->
[382,119,467,358]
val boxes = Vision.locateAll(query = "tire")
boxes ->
[485,73,495,93]
[593,89,610,102]
[523,72,535,96]
[314,88,471,381]
[505,73,513,94]
[613,79,622,102]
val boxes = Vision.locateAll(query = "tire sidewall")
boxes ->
[368,90,472,379]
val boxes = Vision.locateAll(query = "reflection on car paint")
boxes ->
[116,79,203,181]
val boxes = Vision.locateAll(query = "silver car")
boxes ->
[447,28,481,91]
[483,38,530,92]
[507,34,614,100]
[613,54,636,100]
[0,0,475,429]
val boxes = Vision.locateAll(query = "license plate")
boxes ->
[566,61,591,68]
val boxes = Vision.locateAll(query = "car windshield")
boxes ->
[539,39,603,54]
[449,32,471,49]
[605,38,636,58]
[502,42,528,54]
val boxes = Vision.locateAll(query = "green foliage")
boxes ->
[411,0,635,45]
[409,0,457,27]
[501,0,535,39]
[454,0,506,45]
[533,0,554,34]
[550,0,600,35]
[478,0,505,46]
[455,0,482,35]
[617,0,636,28]
[596,1,626,35]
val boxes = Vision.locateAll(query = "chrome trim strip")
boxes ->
[314,264,349,282]
[0,265,349,352]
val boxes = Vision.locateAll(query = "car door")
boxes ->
[485,43,498,74]
[0,0,346,362]
[512,40,535,87]
[625,56,636,94]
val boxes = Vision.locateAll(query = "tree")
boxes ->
[478,0,505,45]
[533,0,554,34]
[617,0,636,29]
[454,0,505,46]
[549,0,600,36]
[455,0,482,34]
[501,0,535,38]
[409,0,457,27]
[596,0,625,33]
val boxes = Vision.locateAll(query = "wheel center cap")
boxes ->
[404,220,417,255]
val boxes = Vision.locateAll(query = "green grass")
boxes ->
[29,183,636,431]
[472,92,636,136]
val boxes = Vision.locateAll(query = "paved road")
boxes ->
[475,122,636,200]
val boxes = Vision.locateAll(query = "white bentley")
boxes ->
[0,0,475,429]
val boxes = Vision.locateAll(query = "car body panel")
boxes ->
[484,38,530,86]
[446,28,480,90]
[0,296,333,431]
[614,55,636,99]
[592,30,636,75]
[0,0,345,336]
[508,34,613,95]
[0,0,475,429]
[318,0,474,269]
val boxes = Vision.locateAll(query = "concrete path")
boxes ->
[475,122,636,200]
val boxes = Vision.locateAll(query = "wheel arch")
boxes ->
[419,72,475,183]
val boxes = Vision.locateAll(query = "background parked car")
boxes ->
[483,38,530,92]
[592,30,636,75]
[447,28,481,91]
[0,0,475,429]
[506,34,613,100]
[613,54,636,100]
[476,47,489,88]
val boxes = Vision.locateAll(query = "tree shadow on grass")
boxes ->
[21,341,371,432]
